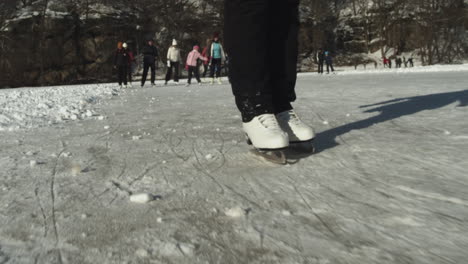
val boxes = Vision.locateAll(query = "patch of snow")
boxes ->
[0,84,115,131]
[225,207,245,218]
[129,193,154,204]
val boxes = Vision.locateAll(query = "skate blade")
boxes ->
[249,149,287,165]
[289,140,315,153]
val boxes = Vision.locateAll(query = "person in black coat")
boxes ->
[114,41,130,87]
[141,39,159,87]
[317,48,325,74]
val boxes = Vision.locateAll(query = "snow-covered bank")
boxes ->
[0,84,116,131]
[337,63,468,75]
[300,63,468,76]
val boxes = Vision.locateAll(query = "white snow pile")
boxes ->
[0,83,116,131]
[338,63,468,75]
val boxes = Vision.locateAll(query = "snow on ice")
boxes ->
[0,83,116,131]
[129,193,154,204]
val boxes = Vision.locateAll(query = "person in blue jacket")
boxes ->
[325,51,335,74]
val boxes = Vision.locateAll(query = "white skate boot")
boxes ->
[276,110,315,152]
[243,114,289,164]
[217,78,222,85]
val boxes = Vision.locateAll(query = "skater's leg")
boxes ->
[269,0,299,114]
[174,62,180,82]
[203,64,208,78]
[326,62,330,73]
[117,66,123,86]
[128,65,132,84]
[225,0,275,122]
[165,64,173,82]
[215,59,222,78]
[264,1,315,144]
[187,66,193,84]
[209,61,215,78]
[141,62,149,86]
[195,66,201,83]
[330,63,335,72]
[225,0,290,152]
[122,66,128,85]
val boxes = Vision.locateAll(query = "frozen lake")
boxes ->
[1,69,467,263]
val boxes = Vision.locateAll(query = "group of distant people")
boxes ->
[316,49,335,74]
[113,33,227,88]
[383,56,414,68]
[312,49,416,74]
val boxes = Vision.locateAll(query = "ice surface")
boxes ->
[1,67,468,263]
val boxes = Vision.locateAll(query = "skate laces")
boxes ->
[258,114,281,130]
[279,110,302,125]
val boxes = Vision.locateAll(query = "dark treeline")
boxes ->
[0,0,466,87]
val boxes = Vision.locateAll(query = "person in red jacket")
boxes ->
[383,57,389,68]
[123,42,135,87]
[114,41,131,88]
[201,38,212,79]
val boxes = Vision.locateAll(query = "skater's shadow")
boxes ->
[302,89,468,156]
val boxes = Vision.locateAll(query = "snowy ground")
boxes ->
[1,68,468,264]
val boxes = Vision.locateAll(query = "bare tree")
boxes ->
[0,0,17,87]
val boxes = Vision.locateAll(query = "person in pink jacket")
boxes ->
[185,45,208,86]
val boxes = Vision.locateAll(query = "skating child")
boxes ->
[185,45,208,86]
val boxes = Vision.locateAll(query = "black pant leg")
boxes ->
[269,1,299,114]
[128,64,132,83]
[122,66,128,85]
[142,62,149,85]
[117,67,123,85]
[225,0,273,122]
[187,66,193,84]
[195,66,201,83]
[174,62,180,82]
[203,64,208,77]
[209,60,216,78]
[215,59,221,78]
[150,63,156,84]
[165,64,173,82]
